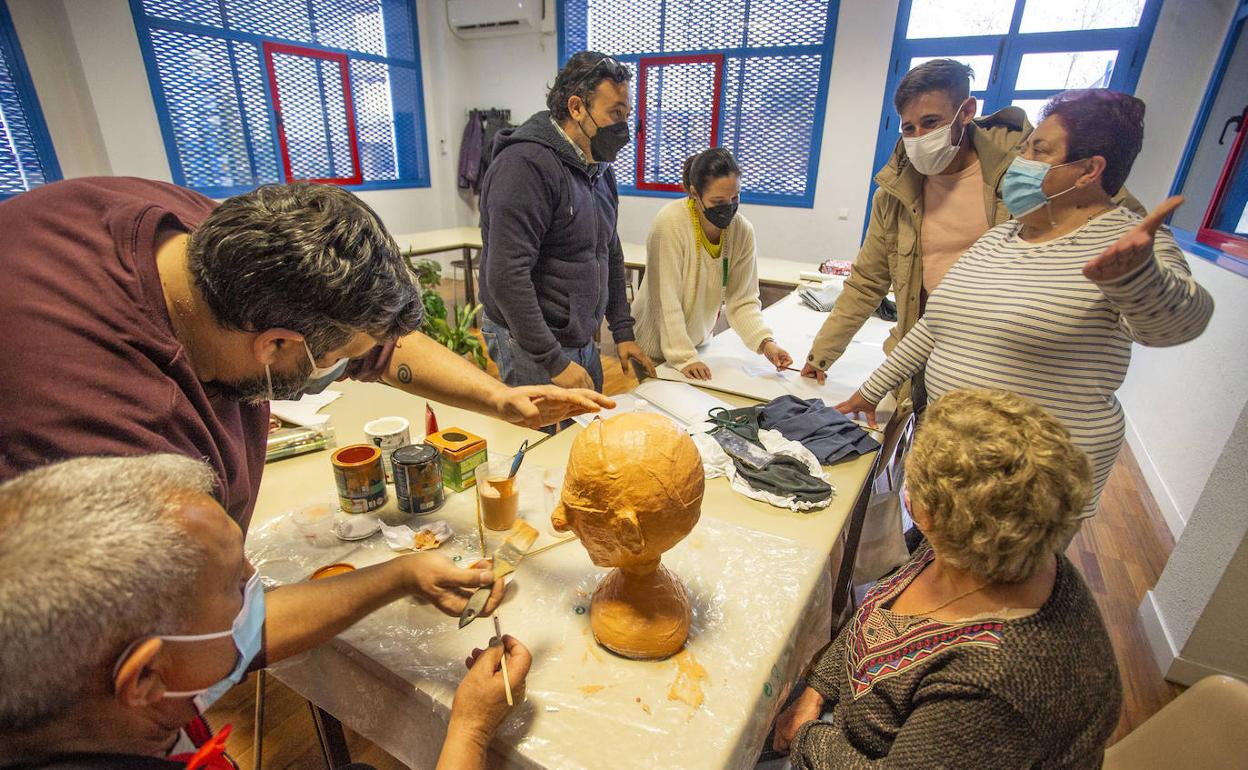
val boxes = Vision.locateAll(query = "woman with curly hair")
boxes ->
[772,389,1121,768]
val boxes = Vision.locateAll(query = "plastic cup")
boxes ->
[475,458,520,531]
[292,497,338,547]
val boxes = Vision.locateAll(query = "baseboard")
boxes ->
[1123,410,1186,539]
[1138,590,1178,677]
[1138,590,1247,686]
[1165,654,1246,687]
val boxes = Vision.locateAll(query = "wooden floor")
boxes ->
[206,279,1183,766]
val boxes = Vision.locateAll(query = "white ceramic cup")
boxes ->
[364,416,411,483]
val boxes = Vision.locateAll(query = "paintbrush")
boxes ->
[458,520,539,628]
[493,615,513,706]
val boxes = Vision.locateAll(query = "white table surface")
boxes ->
[248,290,883,768]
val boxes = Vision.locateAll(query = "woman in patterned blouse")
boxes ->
[771,389,1120,768]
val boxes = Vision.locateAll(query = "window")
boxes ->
[559,0,840,207]
[0,2,60,200]
[130,0,429,196]
[870,0,1162,195]
[1169,0,1248,275]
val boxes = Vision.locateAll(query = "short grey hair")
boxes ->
[0,455,217,732]
[188,183,424,357]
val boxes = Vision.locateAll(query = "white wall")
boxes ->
[1118,0,1247,535]
[1141,401,1248,685]
[9,0,463,235]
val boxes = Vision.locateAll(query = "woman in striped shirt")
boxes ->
[836,89,1214,518]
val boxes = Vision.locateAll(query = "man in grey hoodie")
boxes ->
[478,52,655,400]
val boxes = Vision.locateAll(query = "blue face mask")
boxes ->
[1001,156,1082,218]
[264,342,350,401]
[299,341,349,396]
[126,572,266,713]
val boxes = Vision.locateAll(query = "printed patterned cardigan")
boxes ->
[791,544,1121,768]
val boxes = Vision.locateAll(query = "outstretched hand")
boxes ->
[494,385,614,429]
[1083,196,1183,283]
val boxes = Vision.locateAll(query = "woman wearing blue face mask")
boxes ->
[630,148,791,381]
[835,89,1214,525]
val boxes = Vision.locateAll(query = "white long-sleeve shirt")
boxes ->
[631,199,772,370]
[860,207,1213,517]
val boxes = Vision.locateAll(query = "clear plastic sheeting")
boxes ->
[250,491,832,769]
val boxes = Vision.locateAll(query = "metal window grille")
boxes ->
[636,55,723,192]
[132,0,429,195]
[0,3,60,199]
[869,0,1164,228]
[560,0,839,208]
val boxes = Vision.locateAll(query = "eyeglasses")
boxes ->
[570,55,627,91]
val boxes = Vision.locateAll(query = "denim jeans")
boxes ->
[481,315,604,433]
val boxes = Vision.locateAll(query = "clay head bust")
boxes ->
[551,413,704,569]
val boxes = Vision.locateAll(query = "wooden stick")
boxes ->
[474,486,487,557]
[524,535,578,559]
[493,616,513,706]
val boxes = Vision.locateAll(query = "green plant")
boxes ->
[407,255,487,369]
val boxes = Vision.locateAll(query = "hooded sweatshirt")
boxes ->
[477,110,636,376]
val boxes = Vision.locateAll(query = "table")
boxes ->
[248,292,886,768]
[390,227,816,311]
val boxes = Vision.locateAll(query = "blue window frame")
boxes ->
[558,0,840,208]
[868,0,1162,227]
[0,1,61,200]
[130,0,430,197]
[1168,0,1248,277]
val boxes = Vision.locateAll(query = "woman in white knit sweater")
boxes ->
[630,148,792,379]
[837,90,1213,518]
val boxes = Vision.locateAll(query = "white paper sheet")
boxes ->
[269,389,343,426]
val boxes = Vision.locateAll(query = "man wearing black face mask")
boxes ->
[478,52,656,410]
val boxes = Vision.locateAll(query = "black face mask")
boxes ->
[700,198,738,230]
[582,112,630,163]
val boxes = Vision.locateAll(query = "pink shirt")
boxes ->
[920,158,989,293]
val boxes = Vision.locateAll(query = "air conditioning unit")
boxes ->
[448,0,543,39]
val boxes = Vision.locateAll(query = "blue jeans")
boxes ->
[481,315,604,432]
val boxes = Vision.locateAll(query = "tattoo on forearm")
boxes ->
[397,363,412,384]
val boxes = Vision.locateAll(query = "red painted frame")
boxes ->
[262,41,363,186]
[634,54,724,192]
[1197,112,1248,260]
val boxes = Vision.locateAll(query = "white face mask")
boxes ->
[902,99,971,176]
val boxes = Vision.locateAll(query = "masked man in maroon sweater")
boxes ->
[0,177,611,532]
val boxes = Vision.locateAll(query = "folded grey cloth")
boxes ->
[731,454,832,505]
[758,395,880,464]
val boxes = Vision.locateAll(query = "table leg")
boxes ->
[829,450,881,628]
[253,670,266,770]
[309,703,353,769]
[462,246,477,309]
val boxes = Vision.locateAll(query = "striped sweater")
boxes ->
[860,207,1213,516]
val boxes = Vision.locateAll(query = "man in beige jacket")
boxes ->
[800,60,1139,404]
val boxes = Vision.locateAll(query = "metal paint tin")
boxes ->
[310,563,356,580]
[331,444,388,513]
[392,444,445,514]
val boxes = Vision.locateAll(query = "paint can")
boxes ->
[331,444,387,513]
[363,415,411,483]
[392,444,445,515]
[310,563,356,580]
